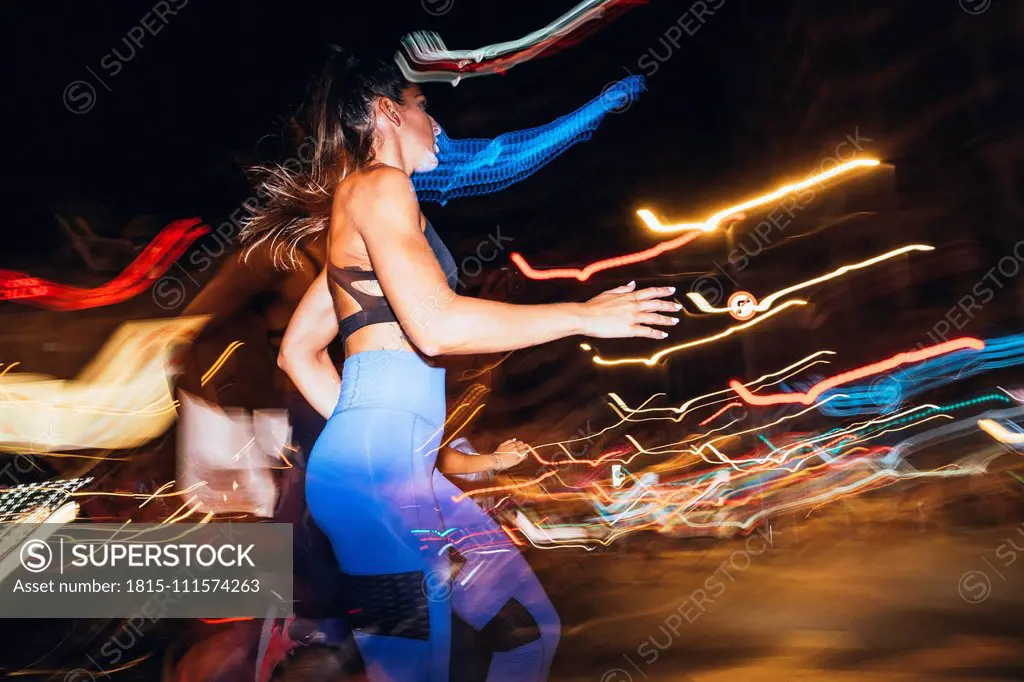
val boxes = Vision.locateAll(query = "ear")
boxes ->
[377,96,401,128]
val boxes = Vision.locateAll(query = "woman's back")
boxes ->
[325,164,462,359]
[326,165,422,357]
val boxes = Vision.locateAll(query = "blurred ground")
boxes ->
[541,493,1024,681]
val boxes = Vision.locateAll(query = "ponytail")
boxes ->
[238,47,409,269]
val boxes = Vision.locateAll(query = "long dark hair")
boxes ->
[239,46,409,268]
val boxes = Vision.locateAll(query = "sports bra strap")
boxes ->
[329,219,457,346]
[327,263,392,312]
[337,306,398,346]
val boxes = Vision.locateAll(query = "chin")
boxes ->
[415,151,440,174]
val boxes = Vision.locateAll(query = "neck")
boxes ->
[370,135,415,176]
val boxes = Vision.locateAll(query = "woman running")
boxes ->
[239,48,679,682]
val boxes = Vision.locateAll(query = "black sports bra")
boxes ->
[328,220,459,346]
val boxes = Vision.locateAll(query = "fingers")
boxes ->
[632,325,669,339]
[638,298,682,313]
[512,440,531,460]
[631,286,676,302]
[605,281,637,295]
[637,313,679,327]
[495,439,531,469]
[498,439,531,456]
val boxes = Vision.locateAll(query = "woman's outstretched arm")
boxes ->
[277,267,341,419]
[353,166,680,357]
[437,438,531,474]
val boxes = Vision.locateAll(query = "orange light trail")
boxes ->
[607,351,835,420]
[12,654,155,679]
[459,352,514,380]
[510,230,702,282]
[200,617,255,624]
[636,159,882,234]
[510,159,881,281]
[71,481,207,501]
[698,402,742,426]
[731,337,985,406]
[439,402,487,450]
[501,524,525,546]
[200,341,245,386]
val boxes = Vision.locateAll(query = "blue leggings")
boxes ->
[305,351,560,681]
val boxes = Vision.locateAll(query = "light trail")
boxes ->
[636,159,882,234]
[591,300,804,366]
[510,230,702,282]
[397,0,638,84]
[686,244,935,314]
[978,418,1024,445]
[608,351,835,420]
[0,218,209,310]
[731,337,986,406]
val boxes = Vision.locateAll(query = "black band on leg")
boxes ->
[341,571,431,640]
[479,598,541,652]
[451,612,491,682]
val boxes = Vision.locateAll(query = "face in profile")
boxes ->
[396,84,441,173]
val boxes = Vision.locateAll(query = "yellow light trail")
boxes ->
[416,383,489,453]
[459,352,515,381]
[451,470,562,502]
[200,341,245,386]
[72,480,207,502]
[538,353,840,478]
[440,402,488,451]
[590,300,805,366]
[608,350,835,420]
[686,244,935,314]
[978,418,1024,445]
[637,158,882,234]
[0,316,208,452]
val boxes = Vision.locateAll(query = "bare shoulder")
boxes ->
[349,165,416,206]
[347,165,420,234]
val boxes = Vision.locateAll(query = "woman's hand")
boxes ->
[492,438,532,471]
[578,281,681,339]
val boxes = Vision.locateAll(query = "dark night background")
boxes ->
[4,0,1022,441]
[3,1,1024,679]
[6,0,1013,261]
[5,0,1023,431]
